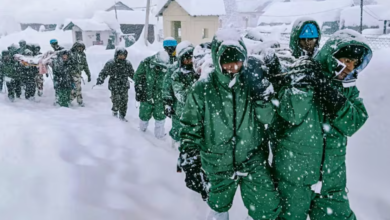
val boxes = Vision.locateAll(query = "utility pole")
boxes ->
[360,0,363,33]
[114,1,118,20]
[144,0,151,46]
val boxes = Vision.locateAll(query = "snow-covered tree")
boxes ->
[221,0,244,29]
[39,25,46,32]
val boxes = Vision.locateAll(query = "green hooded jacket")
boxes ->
[179,33,276,175]
[71,42,91,78]
[315,29,370,159]
[134,51,170,103]
[97,48,135,91]
[290,18,322,58]
[169,42,198,141]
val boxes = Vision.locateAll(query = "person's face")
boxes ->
[20,42,26,48]
[221,61,243,75]
[78,47,83,52]
[164,46,176,56]
[299,38,318,53]
[182,57,193,65]
[62,54,68,61]
[117,54,126,60]
[51,43,58,49]
[336,57,359,80]
[3,55,10,61]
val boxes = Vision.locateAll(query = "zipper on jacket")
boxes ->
[319,135,326,181]
[232,88,237,176]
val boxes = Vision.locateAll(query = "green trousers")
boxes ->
[57,89,71,107]
[207,161,281,220]
[139,101,166,122]
[273,146,356,220]
[169,115,181,141]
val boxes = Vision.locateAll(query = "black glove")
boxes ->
[246,57,272,101]
[315,76,347,120]
[179,150,209,201]
[96,78,103,85]
[289,58,347,119]
[164,105,175,118]
[135,90,147,102]
[46,73,49,78]
[88,75,91,82]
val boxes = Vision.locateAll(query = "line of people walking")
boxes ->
[140,18,370,220]
[0,39,91,107]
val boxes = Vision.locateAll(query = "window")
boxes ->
[171,21,182,42]
[96,33,101,41]
[76,31,83,41]
[202,28,209,39]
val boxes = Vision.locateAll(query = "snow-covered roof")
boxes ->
[156,0,226,17]
[341,5,390,27]
[63,19,112,32]
[92,10,157,25]
[258,0,354,26]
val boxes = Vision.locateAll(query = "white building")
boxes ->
[156,0,226,45]
[236,0,283,29]
[63,19,112,48]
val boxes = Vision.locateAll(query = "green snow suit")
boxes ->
[0,53,22,100]
[271,28,371,219]
[70,42,91,104]
[97,49,135,117]
[134,51,170,121]
[169,44,199,141]
[179,34,281,220]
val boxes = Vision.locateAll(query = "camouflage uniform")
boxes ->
[0,50,22,101]
[51,50,76,107]
[32,44,44,97]
[70,42,91,105]
[20,49,38,100]
[96,48,134,120]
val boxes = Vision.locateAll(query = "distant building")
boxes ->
[63,10,157,48]
[106,1,134,11]
[156,0,226,45]
[236,0,281,29]
[63,19,112,48]
[258,0,354,34]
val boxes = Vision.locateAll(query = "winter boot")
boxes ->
[78,102,85,107]
[8,97,15,103]
[207,210,229,220]
[37,90,43,97]
[139,120,149,132]
[112,111,118,118]
[119,115,128,122]
[154,120,165,139]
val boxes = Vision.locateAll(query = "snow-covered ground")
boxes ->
[0,32,389,220]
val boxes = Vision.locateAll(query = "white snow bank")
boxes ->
[258,0,354,26]
[0,29,73,52]
[92,10,158,26]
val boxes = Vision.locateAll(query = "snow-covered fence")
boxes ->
[259,32,390,51]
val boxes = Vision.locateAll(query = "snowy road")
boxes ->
[0,48,389,220]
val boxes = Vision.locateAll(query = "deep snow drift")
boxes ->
[0,39,389,219]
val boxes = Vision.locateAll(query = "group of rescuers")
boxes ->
[2,17,373,220]
[129,18,371,220]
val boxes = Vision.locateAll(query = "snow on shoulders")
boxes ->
[332,29,368,44]
[176,41,193,55]
[215,29,242,43]
[199,56,214,81]
[157,51,170,63]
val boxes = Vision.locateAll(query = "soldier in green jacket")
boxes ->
[162,38,178,121]
[70,42,92,107]
[0,49,22,102]
[179,30,281,220]
[166,41,199,146]
[271,27,372,219]
[20,49,39,101]
[96,48,134,121]
[51,50,76,107]
[134,50,170,138]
